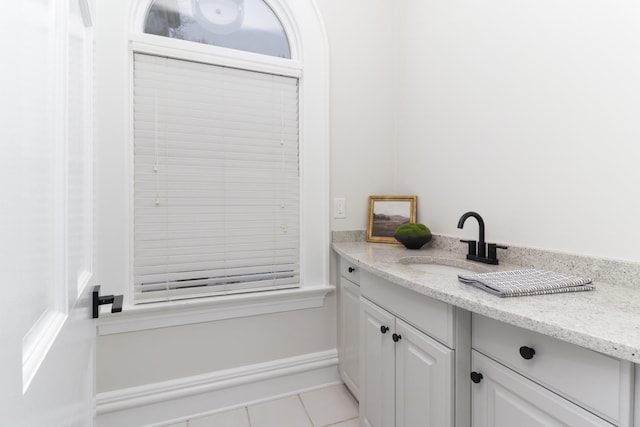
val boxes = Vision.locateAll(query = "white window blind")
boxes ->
[133,53,300,303]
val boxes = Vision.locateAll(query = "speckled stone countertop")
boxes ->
[332,233,640,364]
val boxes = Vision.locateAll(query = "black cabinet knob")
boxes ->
[519,346,536,360]
[348,267,355,273]
[380,325,389,334]
[392,333,402,342]
[470,371,483,384]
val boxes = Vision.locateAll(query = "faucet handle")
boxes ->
[487,243,508,262]
[460,239,477,257]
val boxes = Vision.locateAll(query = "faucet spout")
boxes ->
[457,211,485,251]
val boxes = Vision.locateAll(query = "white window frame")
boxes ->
[97,0,330,334]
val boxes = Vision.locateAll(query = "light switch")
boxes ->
[334,198,346,218]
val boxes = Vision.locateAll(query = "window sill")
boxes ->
[96,286,334,335]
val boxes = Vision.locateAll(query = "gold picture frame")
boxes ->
[366,195,417,243]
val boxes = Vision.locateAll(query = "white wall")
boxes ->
[96,306,335,392]
[319,0,400,231]
[325,0,640,262]
[393,0,640,262]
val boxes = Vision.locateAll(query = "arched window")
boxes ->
[127,0,328,304]
[144,0,291,58]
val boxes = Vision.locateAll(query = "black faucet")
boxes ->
[457,211,507,265]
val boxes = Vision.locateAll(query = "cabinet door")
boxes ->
[340,277,360,399]
[472,351,614,427]
[360,297,395,427]
[395,319,454,427]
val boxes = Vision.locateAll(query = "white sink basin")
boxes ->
[405,263,477,276]
[398,256,486,276]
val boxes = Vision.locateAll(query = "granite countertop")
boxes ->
[332,238,640,364]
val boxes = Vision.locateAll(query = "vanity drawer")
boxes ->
[472,314,633,425]
[340,259,360,285]
[361,270,455,347]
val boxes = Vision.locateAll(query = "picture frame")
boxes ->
[366,195,417,243]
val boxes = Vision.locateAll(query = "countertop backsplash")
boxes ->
[331,230,640,289]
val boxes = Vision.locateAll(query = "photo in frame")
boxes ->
[366,195,417,243]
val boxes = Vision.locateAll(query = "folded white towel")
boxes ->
[458,269,594,298]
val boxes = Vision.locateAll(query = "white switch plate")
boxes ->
[334,198,346,218]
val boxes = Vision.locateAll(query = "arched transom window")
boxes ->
[144,0,291,58]
[133,0,301,303]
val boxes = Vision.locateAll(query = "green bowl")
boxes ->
[394,234,432,250]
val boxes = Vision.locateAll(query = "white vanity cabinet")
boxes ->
[338,259,361,399]
[359,269,470,427]
[361,297,453,427]
[471,314,634,427]
[471,350,614,427]
[334,245,639,427]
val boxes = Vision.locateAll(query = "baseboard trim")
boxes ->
[96,349,340,426]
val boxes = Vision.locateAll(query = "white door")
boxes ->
[395,319,454,427]
[360,298,396,427]
[471,351,613,427]
[0,0,98,426]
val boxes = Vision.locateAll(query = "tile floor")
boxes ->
[166,383,359,427]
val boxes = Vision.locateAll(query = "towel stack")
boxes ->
[458,269,594,298]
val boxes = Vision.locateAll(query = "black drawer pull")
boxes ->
[470,371,483,384]
[380,325,389,334]
[392,333,402,342]
[519,346,536,360]
[348,267,355,273]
